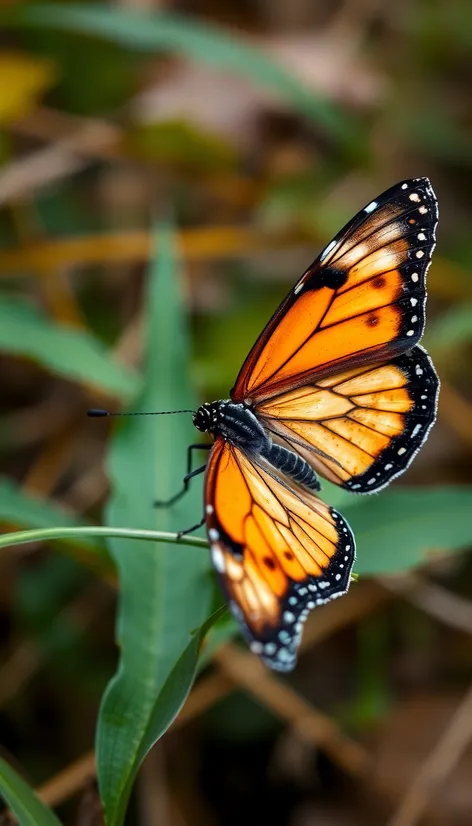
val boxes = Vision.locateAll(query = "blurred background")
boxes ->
[1,0,472,824]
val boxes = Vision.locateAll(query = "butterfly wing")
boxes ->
[205,438,355,671]
[257,345,439,493]
[231,178,438,403]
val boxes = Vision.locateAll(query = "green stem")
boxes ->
[0,525,208,551]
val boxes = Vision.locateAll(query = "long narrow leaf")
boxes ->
[0,298,140,398]
[10,4,361,152]
[96,227,213,826]
[0,759,62,826]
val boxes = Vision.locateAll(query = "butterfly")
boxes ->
[181,178,440,672]
[88,178,436,672]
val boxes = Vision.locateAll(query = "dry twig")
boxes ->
[387,681,472,826]
[381,572,472,636]
[215,644,369,777]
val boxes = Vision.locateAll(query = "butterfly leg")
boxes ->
[154,444,211,507]
[154,461,207,507]
[176,516,205,540]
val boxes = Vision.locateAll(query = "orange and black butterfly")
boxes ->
[90,178,439,671]
[191,178,440,671]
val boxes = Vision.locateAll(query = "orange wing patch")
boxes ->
[271,304,403,390]
[205,439,355,671]
[259,346,439,492]
[232,178,438,402]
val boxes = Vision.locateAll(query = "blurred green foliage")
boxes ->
[1,0,472,824]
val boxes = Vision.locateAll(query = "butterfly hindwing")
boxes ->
[231,178,438,403]
[205,438,355,671]
[257,345,439,493]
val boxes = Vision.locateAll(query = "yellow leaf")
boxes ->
[0,52,57,125]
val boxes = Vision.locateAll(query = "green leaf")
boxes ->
[140,605,227,754]
[347,486,472,575]
[0,758,62,826]
[0,298,140,398]
[0,477,107,557]
[11,4,361,154]
[96,227,213,826]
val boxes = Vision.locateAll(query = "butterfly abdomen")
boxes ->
[262,442,321,492]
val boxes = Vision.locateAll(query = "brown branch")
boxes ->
[0,115,121,206]
[387,682,472,826]
[33,582,385,807]
[36,750,97,810]
[0,226,304,274]
[35,671,232,808]
[214,643,369,777]
[300,580,388,651]
[381,572,472,636]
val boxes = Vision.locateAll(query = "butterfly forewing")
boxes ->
[205,439,355,671]
[231,178,438,402]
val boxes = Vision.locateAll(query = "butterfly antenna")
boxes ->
[87,408,195,417]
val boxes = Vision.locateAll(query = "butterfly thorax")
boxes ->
[193,401,269,453]
[194,401,321,492]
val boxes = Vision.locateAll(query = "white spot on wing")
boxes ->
[211,545,226,573]
[364,200,378,214]
[320,239,337,262]
[209,528,219,541]
[206,504,214,515]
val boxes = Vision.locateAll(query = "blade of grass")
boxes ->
[10,4,361,154]
[0,759,62,826]
[0,298,140,398]
[0,525,206,552]
[96,226,213,826]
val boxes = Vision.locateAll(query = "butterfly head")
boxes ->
[193,402,220,434]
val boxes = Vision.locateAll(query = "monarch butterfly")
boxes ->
[90,178,439,672]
